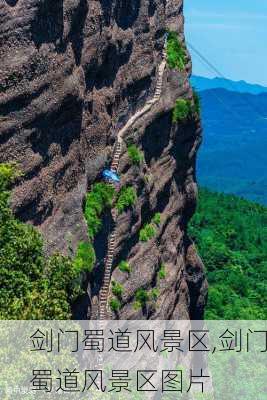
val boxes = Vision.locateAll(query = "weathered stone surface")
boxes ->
[0,0,207,319]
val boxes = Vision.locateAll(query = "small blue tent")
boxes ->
[102,169,120,183]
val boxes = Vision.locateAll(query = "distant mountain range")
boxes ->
[191,75,267,95]
[194,77,267,204]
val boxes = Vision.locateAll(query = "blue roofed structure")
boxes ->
[102,169,120,183]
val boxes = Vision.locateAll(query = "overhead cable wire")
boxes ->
[187,42,245,123]
[186,41,267,120]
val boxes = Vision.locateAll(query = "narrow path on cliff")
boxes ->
[95,44,168,320]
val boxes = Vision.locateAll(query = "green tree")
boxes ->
[84,182,115,238]
[135,288,149,307]
[158,264,166,279]
[172,99,191,123]
[73,241,96,273]
[111,280,124,299]
[189,188,267,320]
[127,145,144,165]
[166,31,186,71]
[0,163,89,319]
[152,212,161,226]
[109,297,121,312]
[139,223,156,242]
[118,260,131,273]
[116,186,137,214]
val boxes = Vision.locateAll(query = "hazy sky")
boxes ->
[184,0,267,86]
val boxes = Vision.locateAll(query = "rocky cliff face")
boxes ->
[0,0,207,319]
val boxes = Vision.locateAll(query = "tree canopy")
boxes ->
[189,188,267,319]
[0,164,87,319]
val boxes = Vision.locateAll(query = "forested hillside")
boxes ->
[189,188,267,319]
[0,164,90,319]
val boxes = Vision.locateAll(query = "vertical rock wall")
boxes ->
[0,0,207,319]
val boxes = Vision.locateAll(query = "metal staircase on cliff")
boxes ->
[97,46,168,320]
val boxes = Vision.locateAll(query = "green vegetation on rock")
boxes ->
[73,242,96,273]
[134,288,149,309]
[116,186,137,214]
[139,223,156,242]
[0,163,87,319]
[85,182,115,239]
[158,264,166,280]
[111,280,124,299]
[77,182,115,276]
[150,288,159,301]
[172,99,191,123]
[152,212,161,226]
[109,298,121,312]
[166,31,186,71]
[0,162,21,189]
[139,212,161,242]
[110,280,124,313]
[127,145,144,165]
[189,188,267,320]
[133,286,158,310]
[118,261,131,274]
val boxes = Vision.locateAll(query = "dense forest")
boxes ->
[189,188,267,319]
[0,164,89,319]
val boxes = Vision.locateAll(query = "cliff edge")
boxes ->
[0,0,207,319]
